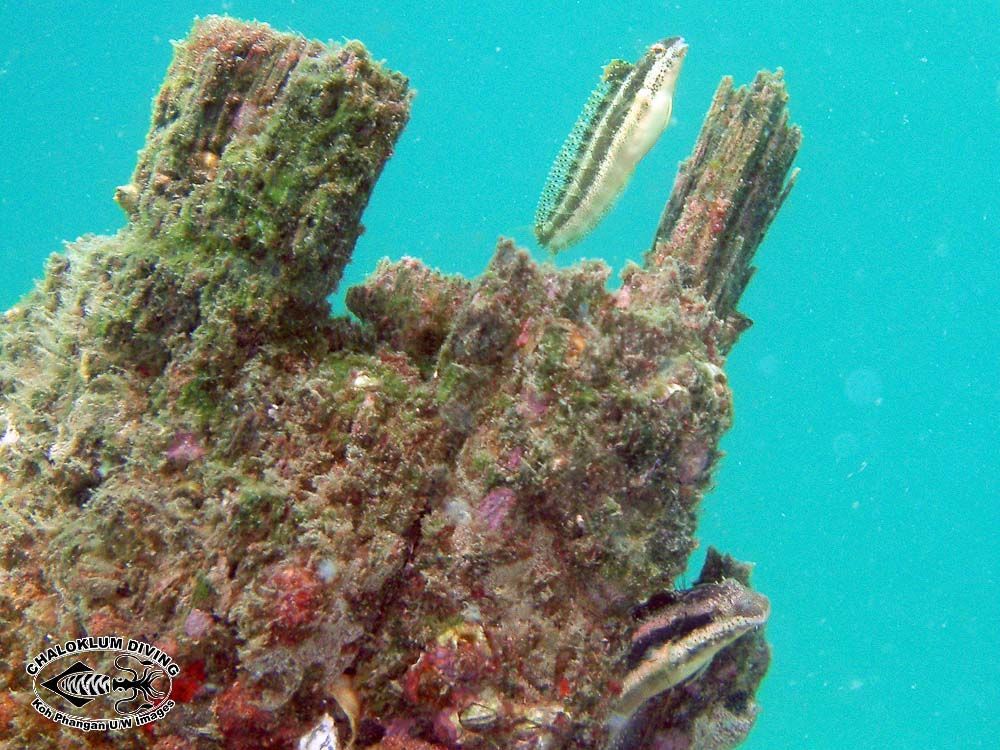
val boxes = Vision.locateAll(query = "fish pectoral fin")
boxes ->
[677,656,713,686]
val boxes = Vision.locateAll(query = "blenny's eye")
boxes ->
[651,43,667,54]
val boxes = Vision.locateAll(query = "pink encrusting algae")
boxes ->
[476,488,517,530]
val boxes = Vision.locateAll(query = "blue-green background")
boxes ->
[1,2,997,747]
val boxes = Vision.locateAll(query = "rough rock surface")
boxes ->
[0,17,799,750]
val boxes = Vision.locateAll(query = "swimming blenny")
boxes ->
[534,37,688,251]
[606,579,770,749]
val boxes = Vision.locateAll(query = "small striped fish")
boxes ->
[605,579,770,749]
[535,37,688,251]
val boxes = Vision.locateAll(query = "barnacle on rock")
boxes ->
[298,713,340,750]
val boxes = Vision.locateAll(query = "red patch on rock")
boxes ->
[85,607,129,637]
[172,660,206,703]
[557,675,572,699]
[214,682,278,749]
[402,629,497,711]
[268,565,323,642]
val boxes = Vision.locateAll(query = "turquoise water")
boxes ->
[1,1,997,748]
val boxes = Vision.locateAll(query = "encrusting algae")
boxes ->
[0,16,799,750]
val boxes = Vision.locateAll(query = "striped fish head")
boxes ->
[611,579,769,721]
[641,37,688,106]
[627,578,769,673]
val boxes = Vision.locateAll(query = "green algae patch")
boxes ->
[125,16,411,319]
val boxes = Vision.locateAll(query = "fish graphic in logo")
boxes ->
[39,654,168,715]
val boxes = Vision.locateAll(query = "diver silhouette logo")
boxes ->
[26,636,178,731]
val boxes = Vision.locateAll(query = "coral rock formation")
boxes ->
[0,16,799,750]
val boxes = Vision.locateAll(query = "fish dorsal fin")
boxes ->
[602,58,633,86]
[534,59,633,229]
[630,589,682,621]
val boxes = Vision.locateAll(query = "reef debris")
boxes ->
[0,17,798,750]
[646,69,801,350]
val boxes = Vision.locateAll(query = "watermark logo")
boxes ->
[26,636,177,732]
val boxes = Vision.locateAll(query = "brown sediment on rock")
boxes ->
[346,259,472,371]
[639,70,801,351]
[0,17,797,750]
